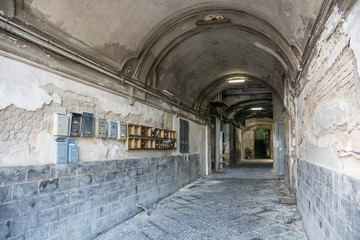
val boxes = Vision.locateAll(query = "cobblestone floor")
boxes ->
[96,168,307,240]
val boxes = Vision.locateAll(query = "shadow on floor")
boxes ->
[233,159,273,168]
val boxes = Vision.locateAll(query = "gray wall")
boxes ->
[297,159,360,240]
[0,154,200,240]
[284,154,290,190]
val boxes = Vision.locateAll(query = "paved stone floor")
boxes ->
[96,168,307,240]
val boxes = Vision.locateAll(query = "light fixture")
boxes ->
[162,89,174,97]
[250,107,263,111]
[228,77,246,83]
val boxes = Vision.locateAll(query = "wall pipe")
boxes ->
[136,203,150,216]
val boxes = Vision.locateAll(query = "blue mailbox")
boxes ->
[54,137,68,164]
[68,138,79,163]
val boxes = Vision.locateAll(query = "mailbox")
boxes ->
[68,138,78,163]
[118,122,127,140]
[68,112,82,137]
[54,137,68,164]
[96,118,108,138]
[81,112,94,138]
[108,120,118,139]
[53,106,69,136]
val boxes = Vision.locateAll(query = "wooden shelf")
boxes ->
[126,124,177,150]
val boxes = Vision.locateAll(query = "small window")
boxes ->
[180,119,189,153]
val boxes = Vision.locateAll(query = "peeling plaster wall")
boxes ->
[291,3,360,239]
[296,9,360,178]
[0,55,207,168]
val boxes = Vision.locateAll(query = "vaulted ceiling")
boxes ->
[1,0,326,122]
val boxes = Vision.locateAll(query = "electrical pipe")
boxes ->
[136,203,150,216]
[332,144,360,159]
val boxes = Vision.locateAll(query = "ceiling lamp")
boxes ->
[162,89,174,97]
[228,77,246,83]
[250,107,263,111]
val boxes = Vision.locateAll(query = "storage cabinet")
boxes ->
[126,123,177,150]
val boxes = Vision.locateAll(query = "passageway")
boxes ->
[96,168,305,240]
[1,1,359,239]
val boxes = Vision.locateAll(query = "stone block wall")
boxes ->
[297,159,360,240]
[0,154,200,239]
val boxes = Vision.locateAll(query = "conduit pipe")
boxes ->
[332,144,360,159]
[136,203,150,216]
[0,16,203,118]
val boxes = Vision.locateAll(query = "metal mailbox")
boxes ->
[96,118,108,138]
[54,137,68,164]
[68,112,82,137]
[81,112,94,138]
[68,138,78,163]
[53,106,69,136]
[118,122,127,140]
[108,120,118,139]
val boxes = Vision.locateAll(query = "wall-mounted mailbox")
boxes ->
[54,137,68,164]
[108,120,118,139]
[68,112,82,137]
[81,112,94,138]
[53,106,69,136]
[96,118,108,138]
[118,122,127,140]
[68,138,78,163]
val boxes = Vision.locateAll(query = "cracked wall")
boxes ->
[290,3,360,239]
[0,55,207,167]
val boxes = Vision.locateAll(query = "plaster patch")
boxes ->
[0,57,53,111]
[35,131,54,162]
[320,6,342,42]
[345,1,360,76]
[313,100,347,136]
[254,42,288,70]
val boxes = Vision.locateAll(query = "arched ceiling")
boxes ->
[8,0,325,121]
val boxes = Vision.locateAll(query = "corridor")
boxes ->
[1,1,360,239]
[96,168,306,240]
